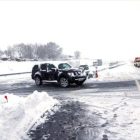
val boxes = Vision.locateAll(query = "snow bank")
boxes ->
[87,62,140,82]
[0,91,59,140]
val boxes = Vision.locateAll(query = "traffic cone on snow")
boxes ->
[95,70,98,78]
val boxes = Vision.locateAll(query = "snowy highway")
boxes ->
[0,79,139,98]
[1,62,140,140]
[1,1,140,139]
[0,61,139,98]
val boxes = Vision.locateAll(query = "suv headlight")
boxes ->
[68,72,74,77]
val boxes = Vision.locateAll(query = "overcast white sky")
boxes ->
[0,0,140,60]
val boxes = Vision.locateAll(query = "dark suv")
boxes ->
[31,63,87,87]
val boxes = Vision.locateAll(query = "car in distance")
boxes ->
[79,65,89,76]
[134,57,140,67]
[93,59,103,66]
[134,60,140,67]
[97,59,102,66]
[31,63,87,87]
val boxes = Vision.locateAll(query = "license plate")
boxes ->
[78,78,84,81]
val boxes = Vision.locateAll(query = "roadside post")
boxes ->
[4,95,8,102]
[95,70,98,78]
[95,64,98,78]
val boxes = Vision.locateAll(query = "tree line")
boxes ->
[0,42,81,60]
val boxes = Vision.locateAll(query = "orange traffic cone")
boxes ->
[95,70,98,78]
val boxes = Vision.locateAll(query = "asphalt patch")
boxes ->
[28,101,100,140]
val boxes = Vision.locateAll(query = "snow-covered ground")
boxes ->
[87,61,140,82]
[0,59,117,75]
[70,94,140,140]
[75,62,140,139]
[0,91,59,140]
[0,61,68,74]
[0,59,98,74]
[1,91,140,140]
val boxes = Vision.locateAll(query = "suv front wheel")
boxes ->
[59,77,69,88]
[35,76,42,85]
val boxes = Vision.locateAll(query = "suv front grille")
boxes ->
[74,71,81,76]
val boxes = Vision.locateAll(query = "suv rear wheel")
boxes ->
[59,77,69,88]
[35,76,42,85]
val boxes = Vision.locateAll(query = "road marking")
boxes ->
[135,80,140,92]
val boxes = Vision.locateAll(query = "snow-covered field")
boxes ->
[0,59,96,74]
[71,94,140,140]
[87,61,140,82]
[0,59,117,75]
[0,61,67,74]
[0,91,59,140]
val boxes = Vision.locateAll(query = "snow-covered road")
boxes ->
[0,61,140,140]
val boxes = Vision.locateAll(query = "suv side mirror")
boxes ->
[79,67,84,70]
[85,67,89,70]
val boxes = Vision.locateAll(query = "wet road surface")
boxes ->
[28,101,100,140]
[0,80,139,97]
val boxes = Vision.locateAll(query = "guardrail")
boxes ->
[87,62,126,79]
[0,72,31,77]
[109,62,126,69]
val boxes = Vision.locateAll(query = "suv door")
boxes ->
[40,64,48,80]
[47,64,58,80]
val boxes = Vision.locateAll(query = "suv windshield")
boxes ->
[79,65,89,70]
[58,63,71,69]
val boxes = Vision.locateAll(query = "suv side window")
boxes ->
[48,64,56,70]
[58,64,64,69]
[41,64,46,70]
[58,63,71,69]
[33,65,39,70]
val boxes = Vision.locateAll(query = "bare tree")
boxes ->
[74,51,81,59]
[4,46,15,58]
[3,42,63,60]
[45,42,63,60]
[13,43,33,58]
[22,44,33,59]
[13,43,25,57]
[37,45,47,60]
[0,50,4,57]
[32,43,39,58]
